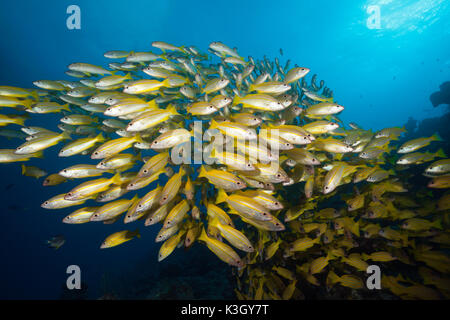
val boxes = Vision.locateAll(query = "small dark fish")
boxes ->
[47,235,66,249]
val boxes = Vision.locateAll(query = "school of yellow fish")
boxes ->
[0,41,449,300]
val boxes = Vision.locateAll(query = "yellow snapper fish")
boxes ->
[58,133,105,157]
[15,131,71,154]
[64,173,123,200]
[397,133,442,153]
[100,229,141,249]
[198,227,245,268]
[42,173,67,186]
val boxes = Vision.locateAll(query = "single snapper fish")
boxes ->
[209,120,257,140]
[249,81,291,95]
[104,98,157,117]
[91,134,143,159]
[100,229,141,249]
[202,78,230,94]
[123,79,170,94]
[198,166,246,191]
[63,207,98,224]
[126,105,179,132]
[216,188,273,221]
[21,164,47,179]
[59,164,112,178]
[0,149,42,163]
[59,133,105,157]
[150,128,192,149]
[304,102,344,117]
[68,63,113,75]
[64,173,123,200]
[398,133,442,153]
[198,227,245,268]
[233,94,285,111]
[90,195,138,222]
[15,132,71,154]
[425,158,450,174]
[209,217,254,253]
[29,102,71,114]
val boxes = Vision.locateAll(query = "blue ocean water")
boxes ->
[0,0,449,299]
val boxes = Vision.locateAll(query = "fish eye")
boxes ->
[275,222,280,226]
[236,181,241,185]
[94,151,99,155]
[44,201,49,205]
[274,202,279,206]
[143,169,148,173]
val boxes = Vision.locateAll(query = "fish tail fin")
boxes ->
[327,270,340,284]
[124,73,133,80]
[209,119,218,130]
[198,227,209,242]
[167,104,179,116]
[111,173,122,185]
[432,132,443,141]
[361,253,369,261]
[248,84,255,92]
[435,148,447,158]
[130,194,139,203]
[216,188,228,204]
[34,151,44,159]
[232,95,241,105]
[21,164,26,175]
[30,90,39,101]
[179,166,186,176]
[96,133,105,142]
[161,78,171,87]
[432,218,443,230]
[61,131,71,140]
[15,118,26,126]
[134,133,144,144]
[198,165,207,178]
[209,216,220,227]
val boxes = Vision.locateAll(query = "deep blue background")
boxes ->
[0,0,449,299]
